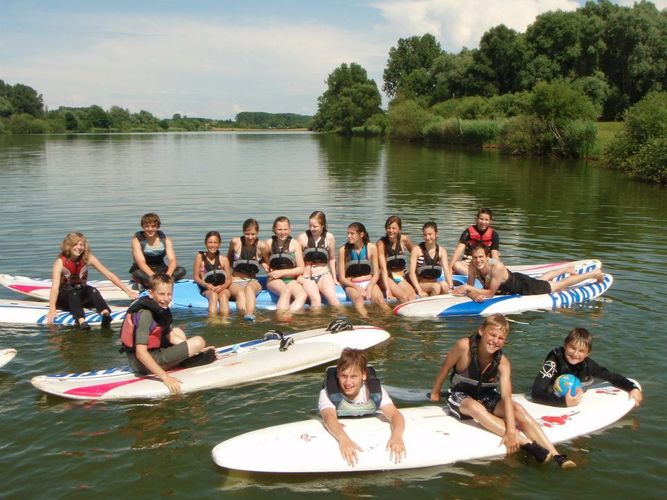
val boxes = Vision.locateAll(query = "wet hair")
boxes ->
[477,207,493,219]
[309,211,327,232]
[470,242,491,256]
[384,215,403,231]
[60,232,90,262]
[347,222,369,245]
[140,212,161,228]
[336,348,369,375]
[204,231,221,243]
[148,272,174,291]
[422,221,438,233]
[480,313,510,334]
[272,216,290,231]
[242,218,259,233]
[564,327,593,352]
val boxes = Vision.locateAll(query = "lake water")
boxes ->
[0,132,665,498]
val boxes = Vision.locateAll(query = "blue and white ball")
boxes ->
[553,374,582,398]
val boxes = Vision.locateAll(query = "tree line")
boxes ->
[312,0,666,182]
[0,80,312,134]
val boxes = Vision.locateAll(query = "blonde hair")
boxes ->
[480,313,510,333]
[60,232,90,262]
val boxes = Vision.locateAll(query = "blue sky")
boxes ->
[1,0,663,119]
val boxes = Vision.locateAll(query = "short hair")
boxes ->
[384,215,403,231]
[565,327,593,351]
[60,232,90,262]
[140,212,161,228]
[272,216,290,231]
[480,313,510,334]
[477,207,493,219]
[148,272,174,290]
[242,218,259,233]
[309,211,327,231]
[204,231,221,243]
[336,348,368,374]
[470,242,491,255]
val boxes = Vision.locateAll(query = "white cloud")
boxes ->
[6,14,387,118]
[372,0,582,51]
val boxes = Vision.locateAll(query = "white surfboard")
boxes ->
[211,380,638,473]
[0,348,17,368]
[31,325,390,400]
[0,274,135,302]
[0,299,126,326]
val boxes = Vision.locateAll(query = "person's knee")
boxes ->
[188,336,206,354]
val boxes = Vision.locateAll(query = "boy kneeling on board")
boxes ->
[531,327,643,407]
[430,314,576,468]
[319,348,406,466]
[120,273,214,394]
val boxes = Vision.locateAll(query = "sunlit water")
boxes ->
[0,133,665,497]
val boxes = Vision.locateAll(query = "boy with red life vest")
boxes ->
[318,346,406,467]
[47,232,137,330]
[120,273,212,394]
[450,208,500,276]
[430,314,576,468]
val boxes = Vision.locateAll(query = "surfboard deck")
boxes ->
[0,273,136,302]
[31,325,390,400]
[0,348,17,368]
[0,299,127,326]
[394,262,609,318]
[211,380,638,473]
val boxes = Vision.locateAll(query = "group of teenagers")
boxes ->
[43,210,641,470]
[46,208,605,329]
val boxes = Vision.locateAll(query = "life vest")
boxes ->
[303,230,329,264]
[465,225,494,256]
[232,237,261,276]
[345,244,372,278]
[60,255,88,288]
[324,365,383,417]
[381,235,407,271]
[416,243,442,279]
[450,334,502,397]
[268,235,296,270]
[199,251,226,285]
[119,297,172,352]
[135,230,167,267]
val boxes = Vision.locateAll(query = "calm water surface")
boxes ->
[0,133,665,498]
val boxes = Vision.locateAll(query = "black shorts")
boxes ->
[499,272,551,296]
[448,389,502,420]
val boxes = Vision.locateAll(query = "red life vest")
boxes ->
[120,297,172,352]
[465,225,495,255]
[60,255,88,288]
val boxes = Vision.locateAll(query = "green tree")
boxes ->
[383,34,442,99]
[0,96,13,117]
[85,105,110,129]
[63,111,79,131]
[313,63,382,134]
[431,49,475,102]
[108,106,132,129]
[7,83,44,116]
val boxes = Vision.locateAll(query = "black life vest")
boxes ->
[451,334,502,397]
[550,346,594,387]
[303,230,329,264]
[268,235,296,270]
[232,237,261,276]
[344,244,372,278]
[416,243,442,279]
[199,251,226,285]
[135,230,167,267]
[465,225,495,256]
[60,255,88,288]
[324,365,383,417]
[119,297,173,352]
[381,235,407,271]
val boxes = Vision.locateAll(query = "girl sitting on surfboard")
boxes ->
[408,221,454,297]
[376,215,416,303]
[193,231,232,317]
[47,232,137,330]
[227,218,266,322]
